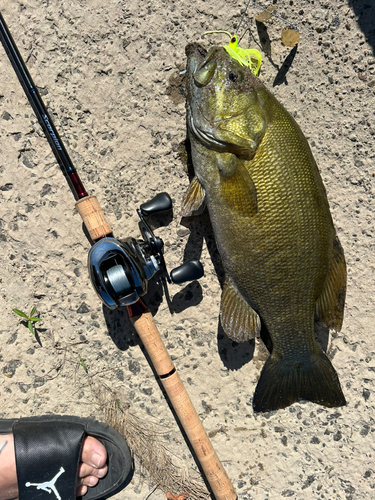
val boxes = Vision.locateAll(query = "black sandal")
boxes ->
[0,415,133,500]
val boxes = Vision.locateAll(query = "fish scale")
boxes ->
[182,43,347,412]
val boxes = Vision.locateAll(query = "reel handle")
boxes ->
[170,259,204,284]
[140,192,172,216]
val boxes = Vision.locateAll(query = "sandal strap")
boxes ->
[14,419,85,500]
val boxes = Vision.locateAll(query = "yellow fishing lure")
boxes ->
[204,30,262,76]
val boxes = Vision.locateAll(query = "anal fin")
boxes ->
[316,235,347,331]
[180,176,206,217]
[220,278,260,342]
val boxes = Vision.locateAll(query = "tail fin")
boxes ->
[253,350,346,412]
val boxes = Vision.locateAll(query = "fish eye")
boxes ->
[229,72,238,82]
[230,36,236,43]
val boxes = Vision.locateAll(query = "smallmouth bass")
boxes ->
[182,43,347,412]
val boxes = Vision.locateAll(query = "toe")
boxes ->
[81,436,107,469]
[78,461,108,480]
[76,484,88,497]
[79,474,100,487]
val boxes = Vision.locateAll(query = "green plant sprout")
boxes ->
[116,399,124,412]
[78,354,88,373]
[12,306,42,335]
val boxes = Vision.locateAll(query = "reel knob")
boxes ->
[140,192,172,216]
[170,259,204,284]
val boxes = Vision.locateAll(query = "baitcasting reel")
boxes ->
[88,192,204,309]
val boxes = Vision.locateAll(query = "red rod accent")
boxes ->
[69,171,88,199]
[127,299,148,318]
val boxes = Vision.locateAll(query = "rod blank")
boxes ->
[0,11,87,200]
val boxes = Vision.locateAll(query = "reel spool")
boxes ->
[88,193,204,309]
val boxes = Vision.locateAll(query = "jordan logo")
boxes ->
[25,466,65,500]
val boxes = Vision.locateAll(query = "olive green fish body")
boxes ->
[183,43,346,412]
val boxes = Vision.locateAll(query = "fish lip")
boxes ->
[186,43,207,80]
[188,113,253,159]
[188,113,227,149]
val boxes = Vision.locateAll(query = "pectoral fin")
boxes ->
[217,155,257,216]
[316,235,347,331]
[220,277,261,342]
[180,176,206,217]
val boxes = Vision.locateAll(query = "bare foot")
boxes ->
[77,435,108,497]
[0,434,108,499]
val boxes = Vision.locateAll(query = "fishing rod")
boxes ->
[0,11,237,500]
[0,16,87,201]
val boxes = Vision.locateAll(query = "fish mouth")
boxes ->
[188,112,254,160]
[189,115,225,149]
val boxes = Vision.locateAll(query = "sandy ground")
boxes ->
[0,0,374,499]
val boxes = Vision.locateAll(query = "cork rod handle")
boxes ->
[75,195,113,241]
[131,310,237,500]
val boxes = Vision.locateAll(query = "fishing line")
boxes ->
[238,27,250,45]
[237,0,252,41]
[252,0,299,31]
[237,0,299,45]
